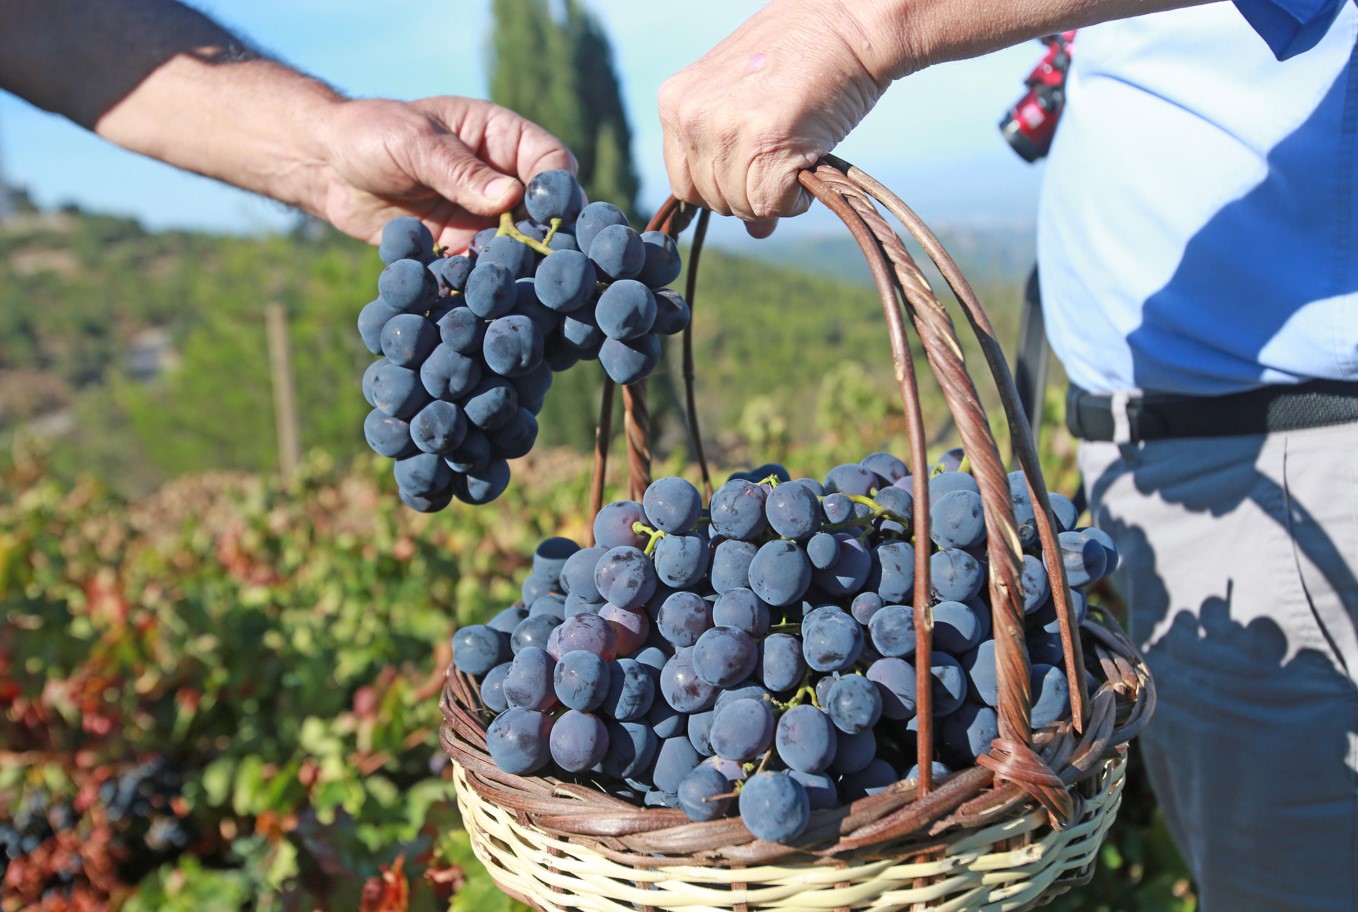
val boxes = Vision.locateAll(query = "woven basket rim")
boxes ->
[440,605,1152,868]
[448,752,1128,912]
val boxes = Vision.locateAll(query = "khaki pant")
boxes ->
[1081,423,1358,912]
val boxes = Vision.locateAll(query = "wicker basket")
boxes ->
[439,156,1155,912]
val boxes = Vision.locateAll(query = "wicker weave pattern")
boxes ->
[451,757,1125,912]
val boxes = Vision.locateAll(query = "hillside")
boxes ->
[0,205,1043,498]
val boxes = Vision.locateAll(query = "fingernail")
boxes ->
[485,176,517,199]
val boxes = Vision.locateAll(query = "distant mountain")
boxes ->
[730,218,1037,291]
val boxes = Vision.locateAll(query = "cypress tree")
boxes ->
[489,0,640,220]
[564,1,641,220]
[488,0,584,156]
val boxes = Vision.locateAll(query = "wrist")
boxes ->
[271,89,351,219]
[812,0,926,85]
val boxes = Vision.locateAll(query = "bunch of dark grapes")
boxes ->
[1,760,194,908]
[1,788,90,908]
[99,758,195,877]
[359,170,691,513]
[450,450,1116,844]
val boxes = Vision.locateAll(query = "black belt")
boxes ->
[1066,379,1358,442]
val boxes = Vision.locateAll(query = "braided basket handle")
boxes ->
[592,157,1088,821]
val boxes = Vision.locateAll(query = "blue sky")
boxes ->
[0,1,1046,242]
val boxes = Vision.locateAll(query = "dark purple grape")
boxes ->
[709,697,775,762]
[452,624,507,676]
[659,647,718,713]
[429,254,473,294]
[588,224,645,280]
[748,540,812,607]
[436,306,486,354]
[653,533,709,588]
[709,479,768,540]
[593,500,649,549]
[712,588,770,637]
[867,657,916,720]
[364,409,418,459]
[677,764,733,821]
[465,262,517,318]
[549,710,608,772]
[452,458,511,505]
[643,476,702,533]
[370,362,430,419]
[596,279,657,340]
[824,674,882,734]
[652,736,702,795]
[533,248,596,312]
[502,646,557,711]
[380,217,435,265]
[395,451,453,497]
[710,539,757,594]
[593,546,657,610]
[598,333,661,385]
[483,314,545,378]
[775,704,837,773]
[840,757,898,801]
[378,257,438,312]
[738,771,809,843]
[861,451,909,485]
[637,230,682,288]
[486,707,553,774]
[651,288,691,335]
[938,702,998,767]
[692,626,758,688]
[824,463,878,496]
[524,169,585,224]
[410,399,467,455]
[801,606,863,673]
[928,471,980,500]
[575,201,628,252]
[553,649,609,711]
[603,658,655,721]
[358,297,402,354]
[1030,663,1071,727]
[511,614,561,654]
[930,548,984,602]
[602,719,659,779]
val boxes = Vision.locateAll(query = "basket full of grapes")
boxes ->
[435,157,1154,912]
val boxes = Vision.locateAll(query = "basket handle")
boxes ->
[597,158,1083,824]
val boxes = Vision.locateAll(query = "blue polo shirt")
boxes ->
[1037,2,1358,397]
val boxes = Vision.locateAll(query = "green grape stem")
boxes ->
[820,494,909,533]
[498,211,554,257]
[768,671,818,712]
[631,520,666,556]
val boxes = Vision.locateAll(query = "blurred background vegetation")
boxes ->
[0,1,1193,910]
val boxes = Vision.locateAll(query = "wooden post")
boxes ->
[265,303,301,481]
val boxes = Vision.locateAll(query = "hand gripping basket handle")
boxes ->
[595,155,1093,820]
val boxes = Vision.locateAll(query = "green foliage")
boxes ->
[0,446,594,910]
[0,216,379,495]
[0,199,1193,911]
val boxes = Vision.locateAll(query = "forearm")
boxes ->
[838,0,1218,83]
[0,0,343,211]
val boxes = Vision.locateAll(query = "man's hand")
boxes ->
[309,97,576,253]
[658,0,901,236]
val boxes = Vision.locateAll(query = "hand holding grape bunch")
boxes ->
[357,170,691,512]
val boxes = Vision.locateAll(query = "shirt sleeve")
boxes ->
[1232,0,1350,59]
